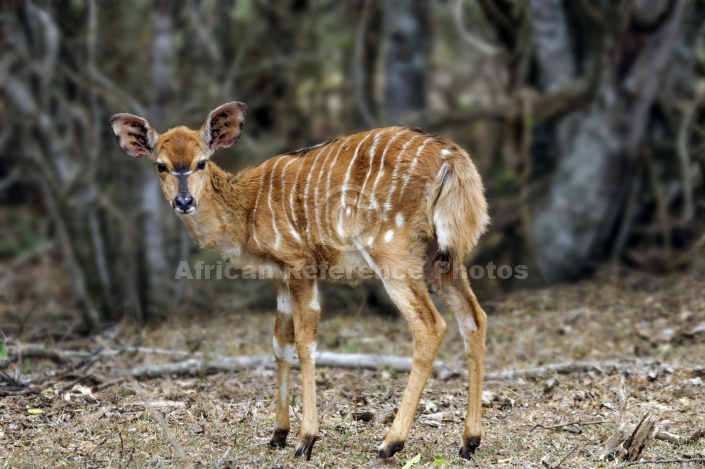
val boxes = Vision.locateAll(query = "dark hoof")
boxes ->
[377,441,404,459]
[459,436,481,460]
[294,435,317,461]
[269,428,289,449]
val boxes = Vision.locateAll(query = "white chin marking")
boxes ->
[176,207,196,215]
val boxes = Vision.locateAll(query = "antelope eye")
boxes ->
[156,163,167,173]
[196,160,207,170]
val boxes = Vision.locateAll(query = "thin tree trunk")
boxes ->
[383,0,428,125]
[139,4,174,318]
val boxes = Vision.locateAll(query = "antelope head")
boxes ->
[109,102,246,214]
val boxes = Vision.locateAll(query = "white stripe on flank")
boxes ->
[356,130,385,214]
[251,159,270,246]
[289,157,307,227]
[370,130,405,211]
[314,140,343,241]
[324,139,348,241]
[399,137,432,198]
[383,134,420,220]
[304,144,332,240]
[395,212,405,227]
[341,132,374,208]
[267,157,284,249]
[384,230,394,242]
[279,158,302,244]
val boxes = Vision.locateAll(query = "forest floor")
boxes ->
[1,269,705,468]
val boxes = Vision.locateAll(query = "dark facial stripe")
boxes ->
[177,173,190,196]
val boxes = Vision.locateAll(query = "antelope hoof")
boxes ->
[294,435,317,461]
[269,428,289,449]
[459,436,481,460]
[377,441,404,459]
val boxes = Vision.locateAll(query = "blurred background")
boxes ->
[0,0,704,335]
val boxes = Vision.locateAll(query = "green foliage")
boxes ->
[432,455,449,467]
[402,453,421,468]
[0,340,6,360]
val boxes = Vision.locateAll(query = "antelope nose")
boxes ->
[174,195,194,212]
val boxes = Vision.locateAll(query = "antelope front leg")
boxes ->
[290,279,320,460]
[270,283,295,448]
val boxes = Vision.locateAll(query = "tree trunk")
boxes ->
[527,0,688,281]
[139,3,174,319]
[383,0,428,125]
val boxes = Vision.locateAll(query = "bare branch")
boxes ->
[353,0,378,127]
[454,0,500,57]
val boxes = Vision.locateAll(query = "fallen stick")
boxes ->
[120,352,451,380]
[484,359,649,381]
[654,428,705,445]
[8,345,682,383]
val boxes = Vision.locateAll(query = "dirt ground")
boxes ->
[1,270,705,468]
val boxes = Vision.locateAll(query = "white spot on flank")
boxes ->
[441,148,453,158]
[277,288,292,315]
[273,337,296,364]
[345,205,352,216]
[367,236,374,247]
[384,230,394,242]
[395,212,405,227]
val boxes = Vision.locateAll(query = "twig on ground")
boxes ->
[654,428,705,445]
[95,378,125,392]
[530,420,607,433]
[623,458,705,466]
[484,360,647,381]
[121,352,451,380]
[124,380,191,467]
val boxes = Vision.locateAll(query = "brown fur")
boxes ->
[110,102,490,461]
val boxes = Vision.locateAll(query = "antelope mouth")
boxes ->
[174,206,196,215]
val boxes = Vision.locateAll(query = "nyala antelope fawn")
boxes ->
[110,102,489,461]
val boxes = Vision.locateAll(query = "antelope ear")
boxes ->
[109,113,159,159]
[201,101,246,151]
